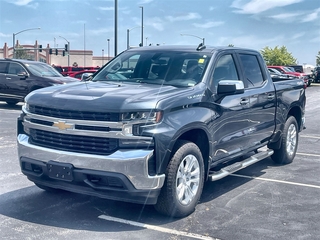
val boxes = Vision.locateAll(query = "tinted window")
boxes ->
[211,54,239,90]
[0,62,8,73]
[26,63,62,77]
[93,51,211,87]
[239,54,264,88]
[8,63,26,75]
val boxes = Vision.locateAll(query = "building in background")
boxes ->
[0,41,112,68]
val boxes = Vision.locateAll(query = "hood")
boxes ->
[47,76,79,84]
[26,81,195,112]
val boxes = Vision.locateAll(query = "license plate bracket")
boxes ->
[47,161,74,181]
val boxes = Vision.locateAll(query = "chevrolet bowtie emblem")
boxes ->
[53,121,73,130]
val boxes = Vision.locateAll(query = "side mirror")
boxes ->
[217,80,244,95]
[17,72,28,79]
[81,72,93,81]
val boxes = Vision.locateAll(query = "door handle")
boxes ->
[240,98,249,105]
[6,77,11,80]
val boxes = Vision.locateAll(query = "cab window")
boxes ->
[239,54,264,88]
[211,54,239,91]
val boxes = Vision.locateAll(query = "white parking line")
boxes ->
[300,135,320,139]
[297,152,320,158]
[231,174,320,189]
[98,215,220,240]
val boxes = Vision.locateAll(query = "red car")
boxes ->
[268,66,309,86]
[67,70,97,79]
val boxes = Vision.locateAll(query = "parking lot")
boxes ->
[0,84,320,240]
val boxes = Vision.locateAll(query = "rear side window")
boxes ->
[239,54,264,88]
[0,62,8,73]
[8,63,26,75]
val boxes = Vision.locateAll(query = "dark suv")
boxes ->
[312,66,320,83]
[0,59,78,105]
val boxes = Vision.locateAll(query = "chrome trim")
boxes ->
[17,134,165,190]
[22,106,155,140]
[23,120,152,140]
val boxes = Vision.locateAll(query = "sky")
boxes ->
[0,0,319,65]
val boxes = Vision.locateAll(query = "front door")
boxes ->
[207,52,254,160]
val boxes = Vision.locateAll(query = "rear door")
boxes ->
[2,62,29,100]
[236,51,276,147]
[0,61,9,98]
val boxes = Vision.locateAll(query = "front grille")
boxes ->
[29,129,118,155]
[29,105,120,121]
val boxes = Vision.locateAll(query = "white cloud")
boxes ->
[193,21,224,29]
[217,34,284,49]
[6,0,39,8]
[292,32,305,39]
[231,0,303,14]
[6,0,34,5]
[89,28,113,35]
[269,12,304,22]
[310,35,320,43]
[138,0,154,4]
[145,17,165,31]
[98,6,114,11]
[0,32,12,38]
[302,8,320,22]
[166,13,201,22]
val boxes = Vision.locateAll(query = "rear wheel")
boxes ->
[155,140,204,218]
[271,116,298,164]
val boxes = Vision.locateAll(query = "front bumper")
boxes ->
[17,134,165,204]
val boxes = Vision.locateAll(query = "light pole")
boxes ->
[139,6,144,46]
[114,0,118,56]
[102,49,104,66]
[180,33,205,45]
[127,26,141,49]
[107,39,110,59]
[59,35,70,67]
[13,27,40,59]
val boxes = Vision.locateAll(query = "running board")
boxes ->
[208,149,274,181]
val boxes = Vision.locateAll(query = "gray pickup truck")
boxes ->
[17,45,306,217]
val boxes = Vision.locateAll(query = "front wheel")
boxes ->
[271,116,298,164]
[154,140,205,218]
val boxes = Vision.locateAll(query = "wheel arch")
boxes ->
[269,104,303,150]
[159,127,211,178]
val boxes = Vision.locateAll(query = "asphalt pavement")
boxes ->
[0,84,320,240]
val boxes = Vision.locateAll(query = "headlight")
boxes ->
[121,110,163,123]
[121,110,163,137]
[23,102,30,112]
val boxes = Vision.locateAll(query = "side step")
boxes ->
[208,149,274,181]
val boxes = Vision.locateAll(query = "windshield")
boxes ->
[26,63,63,77]
[92,50,211,87]
[284,66,294,72]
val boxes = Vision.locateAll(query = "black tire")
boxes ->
[154,140,205,218]
[271,116,298,164]
[6,100,19,106]
[35,183,62,193]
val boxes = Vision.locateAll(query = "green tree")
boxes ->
[228,44,234,47]
[260,46,297,65]
[15,45,29,59]
[316,51,320,66]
